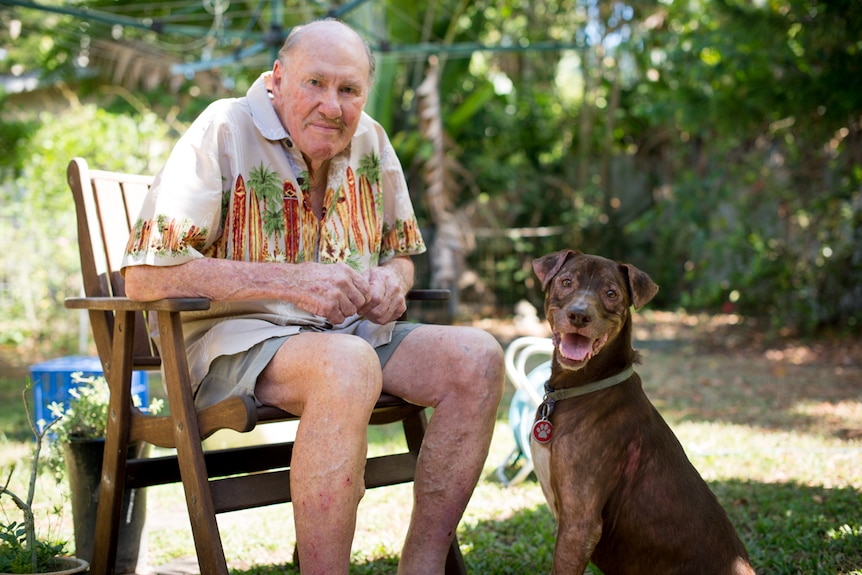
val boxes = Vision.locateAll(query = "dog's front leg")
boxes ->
[552,513,602,575]
[551,479,605,575]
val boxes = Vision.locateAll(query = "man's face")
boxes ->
[270,26,371,169]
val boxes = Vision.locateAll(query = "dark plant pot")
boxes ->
[63,439,148,574]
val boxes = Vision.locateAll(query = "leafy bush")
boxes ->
[44,373,163,479]
[0,390,68,573]
[0,522,66,574]
[0,101,177,365]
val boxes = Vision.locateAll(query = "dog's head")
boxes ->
[532,250,658,371]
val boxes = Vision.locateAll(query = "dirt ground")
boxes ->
[476,308,862,439]
[475,309,862,367]
[2,309,860,376]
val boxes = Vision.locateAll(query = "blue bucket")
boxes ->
[28,355,149,428]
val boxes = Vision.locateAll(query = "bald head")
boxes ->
[278,19,376,85]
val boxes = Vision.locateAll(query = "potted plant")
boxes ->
[46,373,162,574]
[0,388,88,574]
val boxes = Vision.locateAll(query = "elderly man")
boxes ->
[121,18,504,575]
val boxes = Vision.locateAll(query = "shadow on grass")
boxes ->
[470,479,862,575]
[228,478,861,575]
[718,479,862,575]
[222,504,555,575]
[457,479,861,574]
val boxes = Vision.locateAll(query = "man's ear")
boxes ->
[269,64,284,102]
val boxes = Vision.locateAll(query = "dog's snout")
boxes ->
[566,306,592,327]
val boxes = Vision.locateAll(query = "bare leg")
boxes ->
[256,333,383,575]
[382,325,505,574]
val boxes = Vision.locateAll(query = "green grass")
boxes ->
[1,315,861,574]
[0,377,32,442]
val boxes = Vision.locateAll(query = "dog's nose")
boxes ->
[566,306,592,327]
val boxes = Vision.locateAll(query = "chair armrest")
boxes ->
[65,296,211,312]
[66,292,445,311]
[406,289,450,302]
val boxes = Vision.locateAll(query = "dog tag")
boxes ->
[532,400,554,443]
[532,418,554,443]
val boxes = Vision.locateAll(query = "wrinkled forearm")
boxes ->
[125,258,283,301]
[378,256,415,295]
[125,259,335,302]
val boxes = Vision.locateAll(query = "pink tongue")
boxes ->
[560,333,592,361]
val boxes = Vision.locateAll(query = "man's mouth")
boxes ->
[552,331,609,365]
[308,118,343,131]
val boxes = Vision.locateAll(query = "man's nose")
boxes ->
[319,88,342,119]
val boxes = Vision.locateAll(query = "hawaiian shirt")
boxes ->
[121,72,426,390]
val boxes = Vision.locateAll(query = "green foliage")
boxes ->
[0,389,68,574]
[0,103,36,180]
[1,0,860,343]
[44,373,162,480]
[0,101,176,364]
[616,0,862,332]
[45,377,111,444]
[0,522,67,575]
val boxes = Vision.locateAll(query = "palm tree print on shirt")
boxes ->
[127,158,422,264]
[126,214,208,257]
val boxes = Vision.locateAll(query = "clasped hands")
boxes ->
[297,262,409,326]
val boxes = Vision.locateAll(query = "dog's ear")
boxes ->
[533,250,581,291]
[620,263,659,310]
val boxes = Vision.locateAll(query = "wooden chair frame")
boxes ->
[64,157,467,575]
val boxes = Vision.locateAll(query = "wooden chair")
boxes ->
[64,157,467,575]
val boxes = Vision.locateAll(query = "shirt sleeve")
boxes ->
[377,123,427,262]
[121,102,230,270]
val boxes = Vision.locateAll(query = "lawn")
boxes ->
[1,312,860,574]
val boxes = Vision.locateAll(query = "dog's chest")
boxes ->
[530,437,558,520]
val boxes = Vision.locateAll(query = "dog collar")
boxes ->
[532,366,634,445]
[544,365,634,401]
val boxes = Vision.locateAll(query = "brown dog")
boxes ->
[530,250,755,575]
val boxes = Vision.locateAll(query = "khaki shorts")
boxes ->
[194,321,423,409]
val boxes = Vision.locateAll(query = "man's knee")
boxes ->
[449,328,505,404]
[267,333,383,410]
[320,335,384,401]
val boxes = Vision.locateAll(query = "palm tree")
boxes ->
[248,162,285,259]
[356,151,381,248]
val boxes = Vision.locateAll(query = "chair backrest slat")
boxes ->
[68,158,159,366]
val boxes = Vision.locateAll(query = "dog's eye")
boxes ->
[561,278,572,287]
[606,289,618,299]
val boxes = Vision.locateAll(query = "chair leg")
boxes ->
[446,536,468,575]
[158,310,230,575]
[90,310,136,575]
